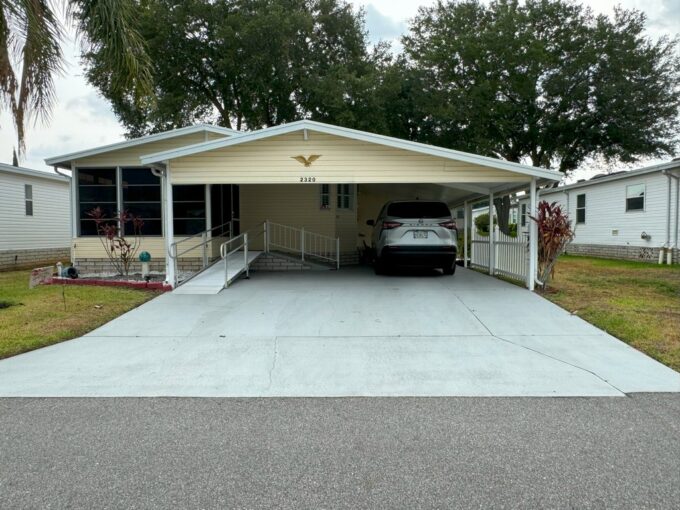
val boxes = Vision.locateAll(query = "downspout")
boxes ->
[662,170,676,264]
[666,170,680,264]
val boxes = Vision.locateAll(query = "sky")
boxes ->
[0,0,678,182]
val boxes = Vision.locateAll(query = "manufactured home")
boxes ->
[517,161,680,264]
[0,163,71,270]
[46,121,562,292]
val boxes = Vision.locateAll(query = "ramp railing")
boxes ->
[266,220,340,269]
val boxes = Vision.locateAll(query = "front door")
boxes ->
[211,184,240,236]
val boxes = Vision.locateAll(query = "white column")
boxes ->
[205,184,212,232]
[528,178,538,291]
[488,192,495,275]
[164,163,176,287]
[463,201,468,268]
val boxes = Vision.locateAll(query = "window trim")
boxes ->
[625,183,646,212]
[576,193,586,224]
[24,184,33,216]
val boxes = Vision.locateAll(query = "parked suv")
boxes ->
[367,200,458,275]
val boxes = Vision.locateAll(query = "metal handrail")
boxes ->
[220,222,266,288]
[266,220,339,268]
[170,220,235,259]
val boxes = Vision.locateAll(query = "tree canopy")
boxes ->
[84,0,391,137]
[82,0,680,172]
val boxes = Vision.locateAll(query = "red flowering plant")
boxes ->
[530,201,575,291]
[87,207,145,276]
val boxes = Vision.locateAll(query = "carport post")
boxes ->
[488,192,495,275]
[528,178,537,291]
[463,201,468,268]
[163,163,176,288]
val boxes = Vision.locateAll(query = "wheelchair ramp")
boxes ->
[174,251,263,295]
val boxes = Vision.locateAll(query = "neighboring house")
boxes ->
[46,120,562,290]
[0,163,71,270]
[518,160,680,263]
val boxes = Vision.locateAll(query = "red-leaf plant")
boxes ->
[87,207,144,276]
[530,200,575,291]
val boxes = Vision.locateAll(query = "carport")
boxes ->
[137,120,561,292]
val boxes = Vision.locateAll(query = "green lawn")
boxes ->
[0,269,159,359]
[545,255,680,372]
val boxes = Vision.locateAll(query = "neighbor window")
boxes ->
[626,184,645,211]
[173,185,206,235]
[576,194,586,224]
[24,184,33,216]
[122,168,162,235]
[520,204,527,227]
[456,209,464,220]
[320,184,330,209]
[337,184,353,210]
[77,168,117,235]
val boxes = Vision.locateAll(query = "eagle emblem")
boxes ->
[291,155,321,167]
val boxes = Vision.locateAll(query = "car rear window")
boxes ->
[386,202,451,219]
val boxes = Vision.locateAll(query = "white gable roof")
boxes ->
[46,124,239,168]
[0,162,69,183]
[140,120,561,182]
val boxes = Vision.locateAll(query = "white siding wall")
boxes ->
[0,171,70,250]
[521,172,679,248]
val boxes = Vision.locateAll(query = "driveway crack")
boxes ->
[454,295,627,396]
[266,336,279,391]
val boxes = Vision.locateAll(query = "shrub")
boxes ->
[474,213,497,235]
[87,207,144,276]
[530,201,574,290]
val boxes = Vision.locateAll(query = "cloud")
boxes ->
[363,4,407,44]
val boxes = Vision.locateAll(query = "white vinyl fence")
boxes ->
[471,227,529,282]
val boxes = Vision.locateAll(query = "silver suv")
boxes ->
[367,200,458,275]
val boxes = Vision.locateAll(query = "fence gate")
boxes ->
[470,227,529,283]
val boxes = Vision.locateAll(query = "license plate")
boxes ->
[413,230,428,239]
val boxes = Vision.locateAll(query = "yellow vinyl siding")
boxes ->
[75,133,217,167]
[72,236,205,260]
[239,184,335,251]
[169,132,528,184]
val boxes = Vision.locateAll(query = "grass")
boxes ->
[0,268,160,359]
[545,255,680,372]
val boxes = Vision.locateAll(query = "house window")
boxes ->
[78,168,117,236]
[122,168,162,235]
[173,185,206,235]
[520,204,527,227]
[576,194,586,224]
[320,184,330,209]
[626,184,645,211]
[24,184,33,216]
[337,184,353,210]
[456,209,464,220]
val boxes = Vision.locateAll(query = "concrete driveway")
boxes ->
[0,267,678,397]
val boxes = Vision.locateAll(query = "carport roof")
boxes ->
[140,120,562,182]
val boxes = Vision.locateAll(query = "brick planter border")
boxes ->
[48,277,171,292]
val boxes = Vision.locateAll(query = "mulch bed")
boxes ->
[48,276,172,292]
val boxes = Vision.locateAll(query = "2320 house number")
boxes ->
[299,176,316,182]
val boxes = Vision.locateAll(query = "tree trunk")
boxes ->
[493,196,511,235]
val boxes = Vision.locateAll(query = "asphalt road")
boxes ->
[1,395,679,509]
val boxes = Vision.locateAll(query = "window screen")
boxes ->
[626,184,645,211]
[122,168,162,235]
[576,194,586,224]
[320,184,330,209]
[78,168,117,235]
[337,184,353,210]
[387,201,451,219]
[173,185,206,235]
[24,184,33,216]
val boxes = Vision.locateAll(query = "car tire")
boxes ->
[442,262,456,275]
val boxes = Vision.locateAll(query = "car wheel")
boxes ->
[442,262,456,275]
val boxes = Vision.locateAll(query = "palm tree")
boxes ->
[0,0,152,155]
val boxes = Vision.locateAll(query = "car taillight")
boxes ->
[382,221,402,230]
[439,221,457,230]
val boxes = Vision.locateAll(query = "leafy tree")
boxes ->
[402,0,680,174]
[0,0,152,154]
[84,0,390,136]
